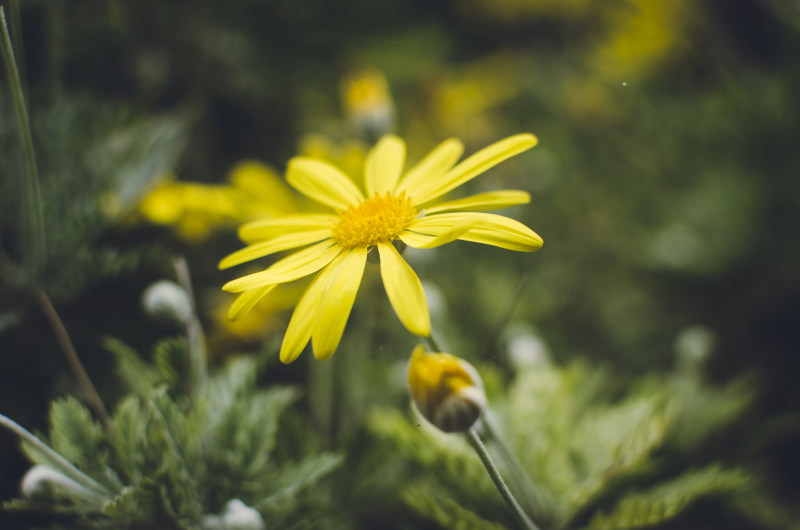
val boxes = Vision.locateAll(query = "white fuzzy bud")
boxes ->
[21,465,106,508]
[142,280,193,324]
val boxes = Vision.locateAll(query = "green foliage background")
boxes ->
[1,0,799,528]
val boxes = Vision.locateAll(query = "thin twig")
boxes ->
[34,288,111,428]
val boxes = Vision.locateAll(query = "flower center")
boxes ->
[332,192,416,248]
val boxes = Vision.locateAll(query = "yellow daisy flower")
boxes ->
[220,133,543,363]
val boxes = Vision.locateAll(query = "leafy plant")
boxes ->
[3,339,342,529]
[370,360,759,529]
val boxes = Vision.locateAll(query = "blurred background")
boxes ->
[1,0,799,528]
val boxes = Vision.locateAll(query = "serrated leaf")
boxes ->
[584,465,750,530]
[48,396,120,492]
[102,336,158,397]
[258,453,344,513]
[404,486,509,530]
[108,396,150,486]
[102,486,137,517]
[153,336,190,395]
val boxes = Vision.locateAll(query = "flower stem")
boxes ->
[173,256,207,395]
[1,5,45,278]
[34,288,111,428]
[422,333,444,353]
[482,410,550,523]
[465,426,540,530]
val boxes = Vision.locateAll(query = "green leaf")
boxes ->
[48,396,121,492]
[102,336,158,398]
[404,486,509,530]
[108,395,149,487]
[153,336,190,395]
[102,486,137,517]
[258,453,344,513]
[584,465,750,530]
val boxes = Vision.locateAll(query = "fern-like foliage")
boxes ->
[584,465,749,530]
[370,360,757,530]
[0,96,189,307]
[5,338,342,529]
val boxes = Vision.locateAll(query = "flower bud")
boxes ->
[201,498,266,530]
[406,345,487,433]
[142,280,193,324]
[21,465,107,508]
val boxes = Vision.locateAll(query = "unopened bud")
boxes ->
[201,498,266,530]
[406,345,486,433]
[21,465,107,508]
[142,280,193,324]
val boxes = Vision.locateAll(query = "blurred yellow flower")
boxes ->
[340,67,395,137]
[207,281,308,350]
[592,0,689,78]
[138,162,298,242]
[414,54,524,144]
[297,133,368,181]
[407,345,486,433]
[221,133,543,363]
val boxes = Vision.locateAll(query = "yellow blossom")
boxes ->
[591,0,689,78]
[220,133,543,363]
[407,345,487,433]
[138,162,298,242]
[340,67,395,136]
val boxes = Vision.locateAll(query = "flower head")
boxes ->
[138,162,298,242]
[406,345,486,433]
[221,133,543,363]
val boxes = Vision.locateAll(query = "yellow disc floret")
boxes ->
[332,192,416,248]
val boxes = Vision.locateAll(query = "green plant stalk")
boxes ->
[482,410,551,524]
[0,413,115,499]
[1,5,45,278]
[173,256,207,395]
[422,333,444,353]
[465,426,541,530]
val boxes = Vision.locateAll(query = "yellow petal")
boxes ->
[238,214,337,243]
[228,161,297,211]
[279,257,343,364]
[286,157,364,210]
[424,190,530,214]
[365,135,406,196]
[227,285,276,320]
[311,247,368,360]
[411,134,538,205]
[396,138,463,199]
[398,219,475,249]
[222,241,341,292]
[219,230,331,269]
[377,243,430,337]
[410,212,543,251]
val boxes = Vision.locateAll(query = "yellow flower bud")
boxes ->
[406,345,487,433]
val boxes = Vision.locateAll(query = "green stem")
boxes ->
[1,5,45,278]
[172,256,207,395]
[465,426,540,530]
[0,413,115,499]
[422,333,444,352]
[482,410,550,523]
